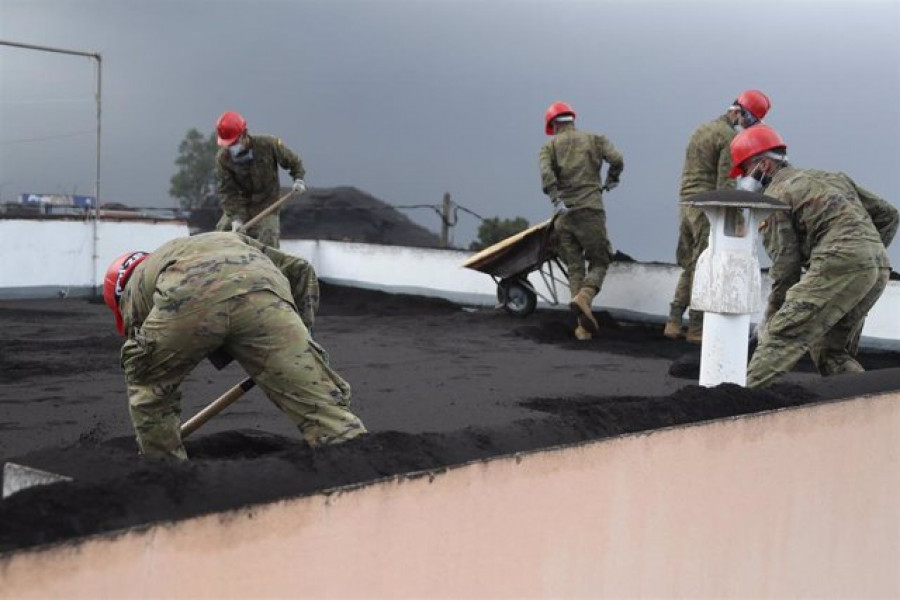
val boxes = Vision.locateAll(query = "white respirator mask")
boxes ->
[228,142,254,163]
[736,158,778,193]
[736,172,763,193]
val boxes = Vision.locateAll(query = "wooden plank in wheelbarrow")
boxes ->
[462,219,552,275]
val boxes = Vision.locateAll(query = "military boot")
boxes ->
[569,287,599,334]
[686,310,704,344]
[663,318,683,340]
[663,307,684,340]
[574,324,593,341]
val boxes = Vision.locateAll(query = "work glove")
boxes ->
[231,219,244,232]
[603,180,618,192]
[292,179,307,194]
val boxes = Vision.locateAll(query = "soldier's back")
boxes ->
[137,233,291,310]
[680,116,735,199]
[768,167,889,271]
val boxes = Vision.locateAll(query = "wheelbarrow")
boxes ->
[462,217,569,317]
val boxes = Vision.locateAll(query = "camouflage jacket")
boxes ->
[539,128,624,209]
[761,167,897,314]
[679,115,736,200]
[216,134,305,222]
[119,232,319,336]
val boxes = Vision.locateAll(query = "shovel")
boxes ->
[180,376,256,440]
[177,347,257,440]
[235,187,299,234]
[2,377,257,497]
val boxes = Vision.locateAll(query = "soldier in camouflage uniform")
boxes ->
[102,232,366,460]
[664,90,772,342]
[214,111,307,248]
[539,101,624,340]
[729,125,898,388]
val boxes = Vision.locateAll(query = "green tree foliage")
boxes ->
[169,128,218,210]
[469,217,530,251]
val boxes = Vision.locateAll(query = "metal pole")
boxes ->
[0,40,99,60]
[0,40,102,293]
[441,192,451,248]
[92,55,102,296]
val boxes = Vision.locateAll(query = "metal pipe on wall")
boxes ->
[0,40,102,292]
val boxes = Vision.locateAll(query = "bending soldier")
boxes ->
[729,125,898,387]
[102,232,367,459]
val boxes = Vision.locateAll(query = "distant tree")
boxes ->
[169,128,218,210]
[469,217,530,251]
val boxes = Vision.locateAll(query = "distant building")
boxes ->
[19,193,94,215]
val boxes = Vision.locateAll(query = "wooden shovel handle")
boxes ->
[180,378,256,440]
[238,190,296,233]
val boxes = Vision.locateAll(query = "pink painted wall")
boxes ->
[2,392,898,599]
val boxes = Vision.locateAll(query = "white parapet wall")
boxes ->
[283,239,686,319]
[0,219,189,297]
[283,239,900,348]
[1,391,897,599]
[0,220,896,346]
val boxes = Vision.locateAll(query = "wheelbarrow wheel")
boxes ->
[497,278,537,318]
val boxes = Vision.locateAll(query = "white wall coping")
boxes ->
[0,219,897,346]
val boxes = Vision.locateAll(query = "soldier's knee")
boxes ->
[767,301,822,339]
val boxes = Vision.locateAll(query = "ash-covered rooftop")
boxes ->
[1,283,898,553]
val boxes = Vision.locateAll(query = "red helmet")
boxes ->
[733,90,771,121]
[729,125,787,178]
[216,111,247,147]
[544,101,576,135]
[103,251,150,336]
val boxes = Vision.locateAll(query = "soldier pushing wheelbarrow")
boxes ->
[464,101,625,341]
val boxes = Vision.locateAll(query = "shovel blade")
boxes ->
[3,462,73,498]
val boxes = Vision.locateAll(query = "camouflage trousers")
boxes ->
[554,207,614,295]
[121,291,366,459]
[747,266,889,388]
[670,205,710,315]
[216,211,281,248]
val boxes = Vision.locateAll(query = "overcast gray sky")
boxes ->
[2,0,899,264]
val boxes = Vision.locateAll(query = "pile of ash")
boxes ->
[187,186,442,248]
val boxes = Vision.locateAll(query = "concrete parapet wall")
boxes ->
[1,391,897,598]
[0,219,188,296]
[283,239,685,318]
[0,220,896,344]
[283,239,899,346]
